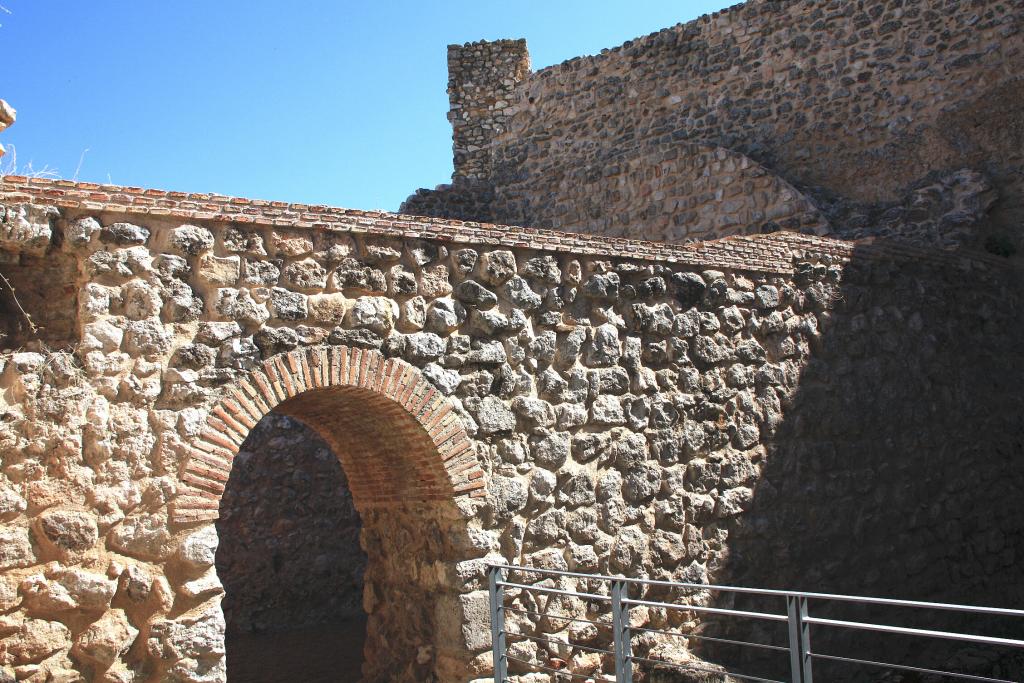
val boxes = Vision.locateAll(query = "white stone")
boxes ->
[107,514,173,561]
[0,204,54,256]
[147,601,226,675]
[66,217,101,248]
[197,255,241,287]
[475,396,515,433]
[177,526,218,570]
[82,320,124,353]
[21,568,116,613]
[169,225,214,256]
[0,526,35,569]
[181,568,223,599]
[121,279,162,319]
[0,482,26,519]
[345,296,396,335]
[589,395,625,425]
[2,617,71,666]
[422,363,461,395]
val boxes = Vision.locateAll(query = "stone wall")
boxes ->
[405,0,1024,252]
[711,252,1024,680]
[447,40,531,182]
[406,140,830,243]
[0,177,1019,682]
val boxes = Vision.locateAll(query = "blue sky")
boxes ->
[2,1,730,211]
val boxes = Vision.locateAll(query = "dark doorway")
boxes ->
[216,412,368,682]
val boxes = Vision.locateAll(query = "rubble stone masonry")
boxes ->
[0,3,1023,681]
[0,176,1019,681]
[404,0,1024,252]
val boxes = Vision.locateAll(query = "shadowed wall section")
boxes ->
[703,253,1024,681]
[215,414,367,678]
[216,413,365,634]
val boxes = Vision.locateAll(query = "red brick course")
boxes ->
[0,176,1008,274]
[171,345,484,525]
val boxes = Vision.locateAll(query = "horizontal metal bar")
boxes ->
[505,606,609,629]
[628,653,784,683]
[809,651,1019,683]
[623,597,788,623]
[498,580,610,602]
[631,626,790,653]
[797,594,1024,617]
[497,564,624,584]
[491,564,1024,617]
[504,656,597,680]
[806,616,1024,648]
[509,632,615,657]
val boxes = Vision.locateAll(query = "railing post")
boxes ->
[489,566,508,683]
[787,594,813,683]
[611,579,633,683]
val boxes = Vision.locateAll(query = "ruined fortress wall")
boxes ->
[405,0,1024,246]
[0,178,1020,681]
[406,140,832,242]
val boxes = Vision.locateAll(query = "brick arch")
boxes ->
[171,345,485,524]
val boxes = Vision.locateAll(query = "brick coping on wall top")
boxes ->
[0,176,1008,274]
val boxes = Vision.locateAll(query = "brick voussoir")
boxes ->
[330,346,343,385]
[175,492,220,508]
[260,362,288,403]
[411,386,437,420]
[272,356,296,397]
[363,349,378,389]
[453,480,486,494]
[183,459,230,483]
[398,372,421,407]
[206,414,245,445]
[227,388,263,425]
[423,402,454,432]
[192,439,235,462]
[213,404,251,438]
[285,352,306,394]
[248,370,280,410]
[307,347,323,388]
[445,453,480,476]
[199,425,241,452]
[181,471,226,495]
[439,435,472,460]
[186,449,232,476]
[171,508,219,524]
[347,347,362,386]
[184,346,485,517]
[373,357,393,394]
[299,350,314,390]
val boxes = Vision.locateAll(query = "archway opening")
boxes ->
[179,348,487,682]
[216,412,367,681]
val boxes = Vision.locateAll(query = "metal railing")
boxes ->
[487,563,1024,682]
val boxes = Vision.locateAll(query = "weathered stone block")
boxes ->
[197,254,240,286]
[0,526,35,569]
[170,225,214,256]
[0,204,54,256]
[37,510,98,557]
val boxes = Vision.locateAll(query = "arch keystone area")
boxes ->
[171,345,485,524]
